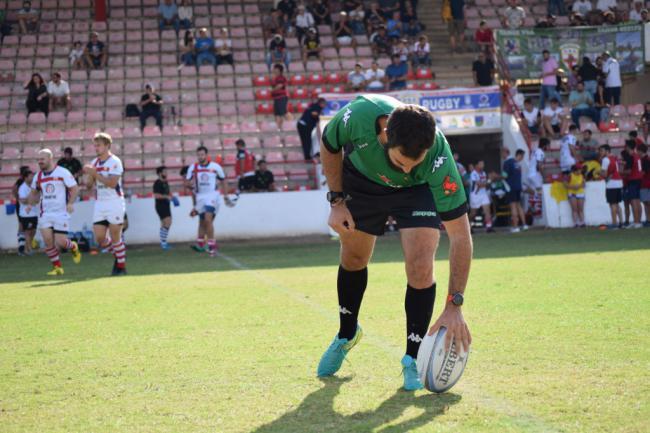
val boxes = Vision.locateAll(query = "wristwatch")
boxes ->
[447,292,464,306]
[326,191,349,206]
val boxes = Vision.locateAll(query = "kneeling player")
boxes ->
[28,149,81,275]
[84,133,127,276]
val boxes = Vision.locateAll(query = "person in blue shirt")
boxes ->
[194,27,216,66]
[386,11,402,38]
[502,149,528,233]
[158,0,180,35]
[385,54,408,90]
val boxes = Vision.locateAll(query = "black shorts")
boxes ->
[156,202,171,220]
[343,160,450,236]
[273,96,288,116]
[19,216,38,230]
[606,188,622,204]
[624,180,641,201]
[551,124,560,134]
[506,189,522,204]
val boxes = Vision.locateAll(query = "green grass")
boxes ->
[0,229,649,433]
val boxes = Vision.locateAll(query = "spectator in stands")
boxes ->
[404,17,422,39]
[1,9,12,42]
[236,139,256,192]
[267,34,291,71]
[139,84,164,131]
[402,1,418,24]
[311,0,332,26]
[569,81,599,126]
[349,3,367,35]
[595,0,617,14]
[347,63,367,91]
[578,129,599,161]
[386,11,403,38]
[57,147,83,183]
[601,51,621,106]
[542,97,566,138]
[628,1,643,21]
[297,97,326,160]
[539,50,560,109]
[594,80,610,124]
[548,0,566,17]
[195,27,217,67]
[253,160,277,192]
[638,143,650,226]
[602,10,617,25]
[578,56,598,97]
[365,2,386,34]
[378,0,400,19]
[17,1,38,34]
[69,41,85,70]
[263,8,285,39]
[572,0,592,16]
[469,160,494,232]
[411,35,431,68]
[522,98,541,135]
[159,0,180,35]
[277,0,298,25]
[641,9,649,23]
[271,64,290,130]
[392,38,409,64]
[370,25,390,58]
[569,11,586,26]
[567,66,580,92]
[385,54,408,90]
[564,164,586,227]
[501,0,526,29]
[334,12,357,50]
[178,0,193,29]
[448,0,466,53]
[641,101,650,142]
[474,20,494,58]
[85,32,108,70]
[302,28,324,63]
[560,124,579,173]
[365,61,386,91]
[295,4,315,43]
[47,72,71,114]
[535,14,557,28]
[24,73,48,117]
[180,30,195,66]
[472,52,495,87]
[215,28,234,69]
[503,149,527,233]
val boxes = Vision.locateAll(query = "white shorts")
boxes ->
[196,193,221,215]
[526,173,543,190]
[470,190,491,209]
[93,199,126,225]
[38,212,70,233]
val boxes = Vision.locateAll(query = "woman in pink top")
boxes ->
[540,49,561,109]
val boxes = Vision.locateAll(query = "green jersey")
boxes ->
[323,94,467,220]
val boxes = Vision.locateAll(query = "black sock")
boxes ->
[405,283,436,358]
[337,265,367,340]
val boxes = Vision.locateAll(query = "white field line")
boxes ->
[218,252,562,433]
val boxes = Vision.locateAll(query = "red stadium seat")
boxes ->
[326,72,344,84]
[308,73,326,84]
[253,75,271,86]
[257,102,274,114]
[255,89,272,100]
[289,74,307,86]
[292,87,310,99]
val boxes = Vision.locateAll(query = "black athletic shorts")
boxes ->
[238,175,255,191]
[19,216,38,230]
[606,188,622,204]
[506,189,522,204]
[342,159,445,236]
[156,202,171,219]
[273,96,288,116]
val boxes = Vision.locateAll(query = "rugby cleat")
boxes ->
[47,266,64,276]
[317,325,362,377]
[191,244,206,252]
[70,241,82,264]
[111,266,127,276]
[161,242,172,250]
[401,354,424,391]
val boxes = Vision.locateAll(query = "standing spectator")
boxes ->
[267,34,291,71]
[595,0,617,13]
[271,64,290,130]
[334,12,357,50]
[638,143,650,226]
[47,72,71,114]
[347,63,367,91]
[195,28,216,67]
[472,52,495,86]
[277,0,297,24]
[312,0,332,26]
[365,61,386,91]
[411,35,431,68]
[215,28,234,69]
[572,0,592,16]
[253,160,277,192]
[235,139,256,192]
[569,81,599,126]
[469,160,494,232]
[560,124,579,173]
[577,56,598,97]
[57,147,83,183]
[385,54,408,90]
[541,97,566,137]
[302,28,324,63]
[139,84,164,131]
[527,137,550,191]
[594,80,610,124]
[564,164,586,227]
[386,11,403,38]
[179,30,195,66]
[295,4,315,43]
[153,166,173,250]
[349,3,367,35]
[599,144,624,228]
[297,97,326,161]
[84,32,108,70]
[503,149,528,232]
[601,51,621,106]
[158,0,180,35]
[69,41,85,69]
[640,101,650,142]
[365,2,386,34]
[24,73,48,117]
[474,20,494,58]
[540,49,560,109]
[501,0,527,29]
[522,97,541,135]
[622,140,644,228]
[378,0,400,18]
[448,0,466,53]
[548,0,566,16]
[177,0,193,29]
[17,1,39,34]
[578,129,599,161]
[370,25,390,58]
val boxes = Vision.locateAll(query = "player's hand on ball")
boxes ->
[328,204,355,234]
[189,209,198,217]
[428,306,471,354]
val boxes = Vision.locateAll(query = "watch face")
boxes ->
[453,293,464,306]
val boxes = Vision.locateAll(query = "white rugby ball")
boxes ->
[416,326,469,393]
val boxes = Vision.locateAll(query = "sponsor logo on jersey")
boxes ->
[342,107,352,126]
[200,173,210,182]
[407,333,422,343]
[442,175,459,196]
[432,156,448,173]
[45,184,55,194]
[412,210,437,217]
[358,142,368,149]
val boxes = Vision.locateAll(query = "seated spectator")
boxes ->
[392,38,409,64]
[215,28,234,69]
[567,65,580,92]
[386,11,403,38]
[474,20,494,57]
[572,0,592,16]
[311,0,332,26]
[365,2,386,34]
[595,0,617,13]
[521,97,541,135]
[342,0,361,12]
[69,41,85,70]
[17,1,38,34]
[349,3,367,35]
[385,54,408,90]
[195,27,216,67]
[235,139,256,192]
[578,129,599,161]
[302,28,324,63]
[253,160,276,192]
[642,9,649,23]
[370,25,390,58]
[541,97,566,138]
[24,73,48,117]
[535,14,556,28]
[178,0,193,29]
[266,34,291,71]
[271,64,290,131]
[404,17,422,38]
[139,84,164,131]
[548,0,566,16]
[602,10,617,25]
[276,0,297,24]
[501,0,526,29]
[179,30,195,66]
[334,12,357,50]
[472,52,495,87]
[365,61,386,91]
[57,147,83,183]
[378,0,400,19]
[158,0,180,35]
[84,32,107,69]
[569,12,586,26]
[347,63,367,91]
[402,1,418,23]
[641,101,650,142]
[263,8,286,39]
[47,72,71,114]
[295,4,315,43]
[411,35,431,67]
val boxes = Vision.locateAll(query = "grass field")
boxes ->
[0,229,649,433]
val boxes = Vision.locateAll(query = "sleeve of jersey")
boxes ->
[185,165,194,180]
[428,137,468,221]
[216,164,226,181]
[63,169,77,187]
[109,160,124,177]
[322,110,348,154]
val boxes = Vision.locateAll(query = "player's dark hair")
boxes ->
[600,144,611,153]
[625,139,636,150]
[196,145,208,153]
[64,147,73,155]
[550,97,559,104]
[583,129,592,135]
[257,159,267,165]
[524,97,532,104]
[539,137,550,149]
[515,149,525,156]
[629,130,638,138]
[236,138,245,147]
[273,63,284,74]
[386,105,436,159]
[569,124,578,132]
[156,165,166,175]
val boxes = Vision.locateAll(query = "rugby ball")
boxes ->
[416,326,469,393]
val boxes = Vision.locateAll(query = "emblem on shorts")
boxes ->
[442,176,458,196]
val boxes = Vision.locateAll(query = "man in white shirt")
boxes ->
[364,61,385,91]
[541,97,566,138]
[47,72,71,113]
[601,51,621,106]
[347,63,366,91]
[527,137,550,190]
[595,0,617,12]
[559,124,579,173]
[501,0,526,29]
[178,0,193,29]
[572,0,592,15]
[521,97,540,135]
[295,4,315,43]
[214,28,234,68]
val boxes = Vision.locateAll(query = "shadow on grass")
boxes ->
[252,377,461,433]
